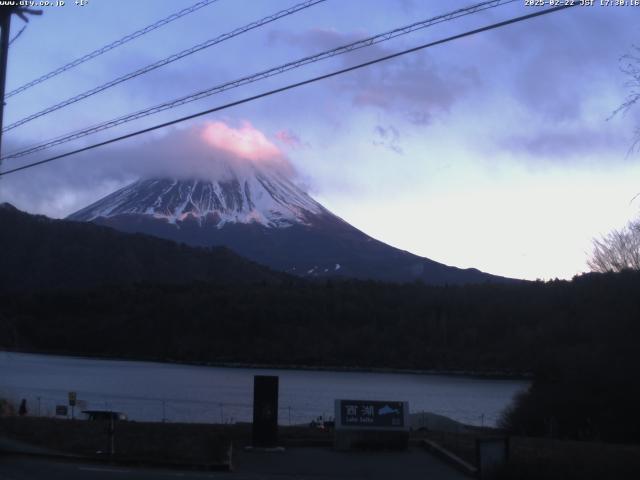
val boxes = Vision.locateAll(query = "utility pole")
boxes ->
[0,7,13,160]
[0,6,41,163]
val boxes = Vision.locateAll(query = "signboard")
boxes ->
[55,405,68,416]
[335,400,408,430]
[334,399,410,451]
[252,375,279,447]
[68,391,77,407]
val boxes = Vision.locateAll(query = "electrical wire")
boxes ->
[2,0,326,132]
[5,0,222,98]
[8,24,26,46]
[2,0,517,161]
[0,4,578,178]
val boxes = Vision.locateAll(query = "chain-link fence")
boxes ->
[0,388,332,426]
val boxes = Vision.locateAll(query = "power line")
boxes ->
[2,0,326,132]
[0,4,577,178]
[2,0,518,161]
[8,24,26,46]
[5,0,221,99]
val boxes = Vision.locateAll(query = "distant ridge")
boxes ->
[68,161,516,286]
[0,203,283,292]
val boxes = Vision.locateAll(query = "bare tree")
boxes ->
[611,45,640,152]
[593,47,640,272]
[588,219,640,272]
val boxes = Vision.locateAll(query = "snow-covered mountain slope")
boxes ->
[68,165,516,285]
[69,167,324,228]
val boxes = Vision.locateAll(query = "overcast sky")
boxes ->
[1,0,639,281]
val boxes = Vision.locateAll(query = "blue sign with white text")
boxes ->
[339,400,405,428]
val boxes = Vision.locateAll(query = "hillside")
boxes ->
[68,175,514,285]
[0,203,283,291]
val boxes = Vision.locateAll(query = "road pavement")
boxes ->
[235,446,469,479]
[0,456,220,480]
[0,447,468,479]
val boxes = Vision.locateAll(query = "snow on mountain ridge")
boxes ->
[69,166,325,228]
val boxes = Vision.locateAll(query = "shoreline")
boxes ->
[0,348,533,381]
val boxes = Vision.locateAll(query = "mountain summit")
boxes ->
[69,165,513,285]
[70,167,324,229]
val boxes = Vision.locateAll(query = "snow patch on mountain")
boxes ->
[69,165,325,229]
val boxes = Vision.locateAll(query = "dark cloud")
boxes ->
[96,49,230,108]
[269,28,480,125]
[499,101,640,160]
[373,124,403,154]
[349,54,478,125]
[501,127,622,159]
[487,7,638,122]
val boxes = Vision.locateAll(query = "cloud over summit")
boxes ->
[0,120,299,218]
[117,120,296,181]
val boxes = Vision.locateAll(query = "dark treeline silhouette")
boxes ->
[2,203,640,442]
[0,203,284,291]
[499,269,640,442]
[1,270,640,442]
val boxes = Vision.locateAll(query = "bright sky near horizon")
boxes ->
[0,0,639,281]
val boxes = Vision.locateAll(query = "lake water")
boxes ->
[0,352,528,427]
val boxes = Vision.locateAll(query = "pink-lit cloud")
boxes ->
[275,129,305,149]
[121,120,296,181]
[201,121,283,162]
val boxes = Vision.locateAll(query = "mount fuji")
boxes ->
[68,164,512,285]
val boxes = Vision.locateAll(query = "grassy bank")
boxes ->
[0,417,239,465]
[0,416,334,466]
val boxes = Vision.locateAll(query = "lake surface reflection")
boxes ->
[0,352,528,426]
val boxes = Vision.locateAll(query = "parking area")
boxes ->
[0,447,468,480]
[235,446,469,479]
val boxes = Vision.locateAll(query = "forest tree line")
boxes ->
[1,270,639,442]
